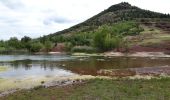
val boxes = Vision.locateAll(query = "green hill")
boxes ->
[46,2,170,37]
[36,2,170,53]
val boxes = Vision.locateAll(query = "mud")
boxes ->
[98,66,170,77]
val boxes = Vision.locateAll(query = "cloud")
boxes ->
[0,0,170,40]
[43,15,73,25]
[0,0,24,10]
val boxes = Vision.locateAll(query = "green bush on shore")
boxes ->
[71,46,96,53]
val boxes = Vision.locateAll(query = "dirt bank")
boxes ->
[104,52,170,57]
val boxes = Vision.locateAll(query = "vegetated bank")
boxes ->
[1,77,170,100]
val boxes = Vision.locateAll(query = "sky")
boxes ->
[0,0,170,40]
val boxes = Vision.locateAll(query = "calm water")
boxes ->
[0,55,76,79]
[1,54,170,78]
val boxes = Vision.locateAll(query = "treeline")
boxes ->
[0,37,53,53]
[0,21,143,53]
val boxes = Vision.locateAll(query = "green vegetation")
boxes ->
[0,66,9,72]
[71,46,96,53]
[93,21,143,51]
[44,41,53,52]
[2,78,170,100]
[0,21,142,53]
[30,42,44,52]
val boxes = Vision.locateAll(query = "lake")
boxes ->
[1,54,170,79]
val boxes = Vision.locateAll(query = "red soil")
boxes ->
[126,41,170,53]
[52,43,65,52]
[129,45,166,52]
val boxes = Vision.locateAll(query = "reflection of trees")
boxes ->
[11,60,32,70]
[41,61,56,71]
[7,60,58,71]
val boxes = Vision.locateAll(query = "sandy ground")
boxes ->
[72,52,170,58]
[0,75,97,97]
[0,73,169,97]
[104,52,170,57]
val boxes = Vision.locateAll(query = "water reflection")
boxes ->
[1,55,170,78]
[56,57,170,75]
[0,56,76,79]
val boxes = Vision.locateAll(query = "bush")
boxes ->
[93,26,123,51]
[30,42,43,52]
[44,41,53,52]
[0,47,6,51]
[71,46,96,53]
[64,42,73,51]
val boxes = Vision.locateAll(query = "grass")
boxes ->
[140,25,162,35]
[1,78,170,100]
[139,34,170,46]
[0,78,4,83]
[129,25,170,47]
[155,34,170,41]
[0,66,8,72]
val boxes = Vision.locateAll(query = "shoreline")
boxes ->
[0,75,95,97]
[0,74,170,97]
[72,52,170,58]
[1,51,170,58]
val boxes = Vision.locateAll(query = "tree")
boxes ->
[21,36,32,51]
[64,42,73,51]
[44,41,53,52]
[7,37,21,49]
[21,36,31,43]
[30,42,43,52]
[0,40,5,47]
[104,34,116,51]
[93,29,106,51]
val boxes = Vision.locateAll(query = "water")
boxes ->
[0,54,76,79]
[57,56,170,75]
[0,55,73,62]
[1,55,170,78]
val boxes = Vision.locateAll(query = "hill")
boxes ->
[36,2,170,53]
[46,2,170,37]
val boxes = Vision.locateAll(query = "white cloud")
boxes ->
[0,0,170,40]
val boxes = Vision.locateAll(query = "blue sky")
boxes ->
[0,0,170,40]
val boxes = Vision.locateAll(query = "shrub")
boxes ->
[30,42,44,52]
[64,42,73,51]
[44,41,53,52]
[71,46,96,53]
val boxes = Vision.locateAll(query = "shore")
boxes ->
[1,73,170,97]
[72,52,170,58]
[1,77,170,100]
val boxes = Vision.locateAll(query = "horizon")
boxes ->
[0,0,170,40]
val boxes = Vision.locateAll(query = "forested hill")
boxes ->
[47,2,170,37]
